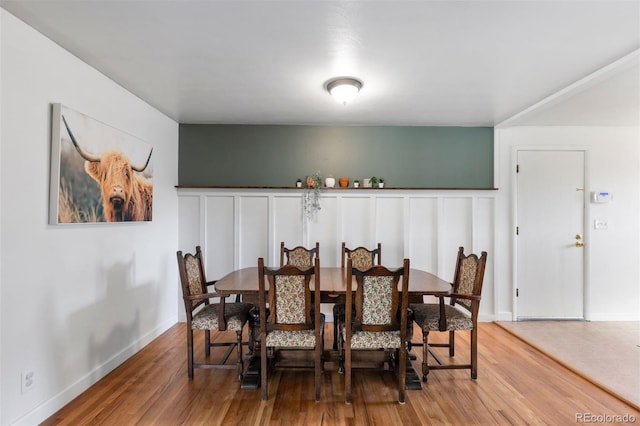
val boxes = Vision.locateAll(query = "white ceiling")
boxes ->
[2,0,639,126]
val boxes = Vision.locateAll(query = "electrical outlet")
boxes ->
[21,370,35,394]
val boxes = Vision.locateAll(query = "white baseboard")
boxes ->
[12,317,177,426]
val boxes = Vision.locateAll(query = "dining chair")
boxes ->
[251,241,320,361]
[176,246,253,380]
[257,256,324,401]
[409,247,487,381]
[342,258,410,404]
[333,243,381,353]
[280,241,320,268]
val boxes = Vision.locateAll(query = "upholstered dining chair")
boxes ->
[342,258,410,404]
[410,247,487,381]
[257,256,324,401]
[176,246,253,380]
[280,241,320,268]
[333,243,381,352]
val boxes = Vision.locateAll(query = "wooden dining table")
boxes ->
[214,266,452,390]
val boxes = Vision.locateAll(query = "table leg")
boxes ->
[241,306,262,389]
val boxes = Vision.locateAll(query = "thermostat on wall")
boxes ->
[591,191,612,203]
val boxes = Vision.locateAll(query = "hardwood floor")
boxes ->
[42,323,640,425]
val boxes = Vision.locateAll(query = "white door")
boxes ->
[516,150,585,319]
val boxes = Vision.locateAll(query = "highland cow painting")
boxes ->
[50,104,154,224]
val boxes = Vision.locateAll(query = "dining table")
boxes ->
[214,265,452,390]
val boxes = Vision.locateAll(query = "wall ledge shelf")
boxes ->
[175,185,498,191]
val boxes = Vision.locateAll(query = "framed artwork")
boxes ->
[49,104,154,224]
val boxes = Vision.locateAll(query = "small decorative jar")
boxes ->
[339,177,349,188]
[325,176,336,188]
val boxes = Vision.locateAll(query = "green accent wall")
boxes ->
[178,125,494,188]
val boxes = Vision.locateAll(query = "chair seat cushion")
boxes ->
[410,303,473,331]
[341,325,402,349]
[191,302,251,331]
[265,314,325,348]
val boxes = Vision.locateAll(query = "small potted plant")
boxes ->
[369,176,379,188]
[353,179,360,188]
[378,178,385,188]
[296,179,302,188]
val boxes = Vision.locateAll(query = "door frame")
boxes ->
[511,146,591,320]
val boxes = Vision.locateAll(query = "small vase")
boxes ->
[325,177,335,188]
[363,178,371,188]
[339,177,349,187]
[306,176,316,188]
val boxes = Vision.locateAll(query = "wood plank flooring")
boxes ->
[42,323,640,425]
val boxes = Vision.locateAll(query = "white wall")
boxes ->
[0,10,179,425]
[177,188,496,323]
[494,126,640,321]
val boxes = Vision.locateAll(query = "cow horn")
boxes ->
[61,115,101,162]
[131,148,153,173]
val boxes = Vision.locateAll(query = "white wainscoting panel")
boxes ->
[309,195,340,266]
[177,188,497,321]
[407,197,438,273]
[238,196,269,269]
[178,195,201,253]
[341,195,375,259]
[205,195,234,277]
[375,196,405,267]
[273,195,303,264]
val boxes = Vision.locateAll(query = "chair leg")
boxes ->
[421,329,430,382]
[261,335,268,401]
[187,327,194,379]
[471,327,478,380]
[236,330,244,381]
[398,344,406,404]
[247,316,255,356]
[205,329,211,357]
[345,343,352,404]
[315,343,321,402]
[337,331,344,374]
[449,330,455,357]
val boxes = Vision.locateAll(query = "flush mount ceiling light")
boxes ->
[326,77,363,105]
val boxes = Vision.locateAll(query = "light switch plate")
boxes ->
[594,219,608,230]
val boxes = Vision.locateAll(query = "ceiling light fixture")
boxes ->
[326,77,363,105]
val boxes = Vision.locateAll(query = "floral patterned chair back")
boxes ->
[341,242,381,270]
[280,241,320,269]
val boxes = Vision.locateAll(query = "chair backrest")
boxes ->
[176,246,209,313]
[341,242,382,270]
[346,258,410,333]
[258,256,321,332]
[280,241,320,268]
[450,247,488,314]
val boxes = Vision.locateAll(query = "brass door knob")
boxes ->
[575,234,582,240]
[575,241,584,247]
